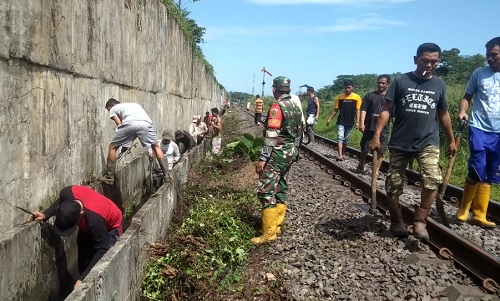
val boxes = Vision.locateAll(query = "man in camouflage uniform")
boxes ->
[252,76,303,244]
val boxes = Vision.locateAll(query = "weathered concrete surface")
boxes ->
[0,0,224,228]
[0,0,224,299]
[66,143,205,301]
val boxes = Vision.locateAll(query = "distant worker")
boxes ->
[369,43,456,240]
[356,75,391,178]
[326,80,362,161]
[305,86,320,131]
[456,36,500,228]
[211,108,222,155]
[174,130,196,155]
[30,185,122,289]
[196,116,209,143]
[149,129,180,183]
[252,76,302,244]
[254,95,264,125]
[188,115,200,142]
[100,98,170,184]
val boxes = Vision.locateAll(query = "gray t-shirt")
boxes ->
[109,103,152,125]
[387,72,448,152]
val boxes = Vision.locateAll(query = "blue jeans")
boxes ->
[337,124,353,143]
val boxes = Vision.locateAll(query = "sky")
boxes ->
[187,0,499,96]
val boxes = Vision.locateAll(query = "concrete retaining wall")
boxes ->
[0,0,224,300]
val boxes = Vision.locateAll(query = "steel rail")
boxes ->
[313,134,500,224]
[300,144,500,293]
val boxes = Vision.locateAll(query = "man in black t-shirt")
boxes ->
[357,75,391,178]
[369,43,456,241]
[326,80,363,161]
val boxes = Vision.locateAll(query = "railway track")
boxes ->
[312,134,500,225]
[237,106,499,294]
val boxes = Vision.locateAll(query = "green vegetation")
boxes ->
[125,199,140,217]
[140,113,292,300]
[224,133,264,162]
[141,187,257,300]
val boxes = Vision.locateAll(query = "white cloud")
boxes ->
[315,16,406,32]
[249,0,414,4]
[204,14,406,41]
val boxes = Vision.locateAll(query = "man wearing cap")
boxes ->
[100,98,170,185]
[30,185,122,289]
[188,115,200,142]
[196,116,209,143]
[148,129,180,182]
[252,76,303,245]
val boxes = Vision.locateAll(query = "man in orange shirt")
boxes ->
[254,95,264,125]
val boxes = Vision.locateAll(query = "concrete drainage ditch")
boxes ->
[0,142,208,301]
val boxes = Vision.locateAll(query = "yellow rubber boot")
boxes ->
[456,178,479,222]
[275,203,287,235]
[470,183,496,228]
[251,207,278,244]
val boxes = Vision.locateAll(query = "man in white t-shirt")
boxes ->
[188,115,200,143]
[100,98,170,185]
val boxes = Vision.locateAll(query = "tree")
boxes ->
[436,48,486,84]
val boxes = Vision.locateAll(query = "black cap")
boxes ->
[54,201,82,237]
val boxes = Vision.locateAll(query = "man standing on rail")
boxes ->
[369,43,456,240]
[326,80,363,161]
[252,76,303,244]
[254,95,264,125]
[356,75,391,178]
[456,37,500,228]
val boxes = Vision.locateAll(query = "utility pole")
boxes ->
[261,67,272,97]
[252,73,255,96]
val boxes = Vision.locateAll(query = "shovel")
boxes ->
[436,119,467,228]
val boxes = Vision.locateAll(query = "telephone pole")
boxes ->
[261,67,273,97]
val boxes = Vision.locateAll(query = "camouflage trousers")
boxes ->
[257,149,297,208]
[386,145,442,196]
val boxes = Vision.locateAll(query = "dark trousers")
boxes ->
[254,113,262,124]
[77,228,120,276]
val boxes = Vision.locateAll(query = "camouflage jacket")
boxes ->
[260,94,302,161]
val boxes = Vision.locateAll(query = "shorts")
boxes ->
[467,127,500,183]
[360,130,388,153]
[337,124,353,144]
[112,121,157,148]
[385,145,441,196]
[212,137,222,155]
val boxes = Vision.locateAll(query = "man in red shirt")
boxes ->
[31,186,123,289]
